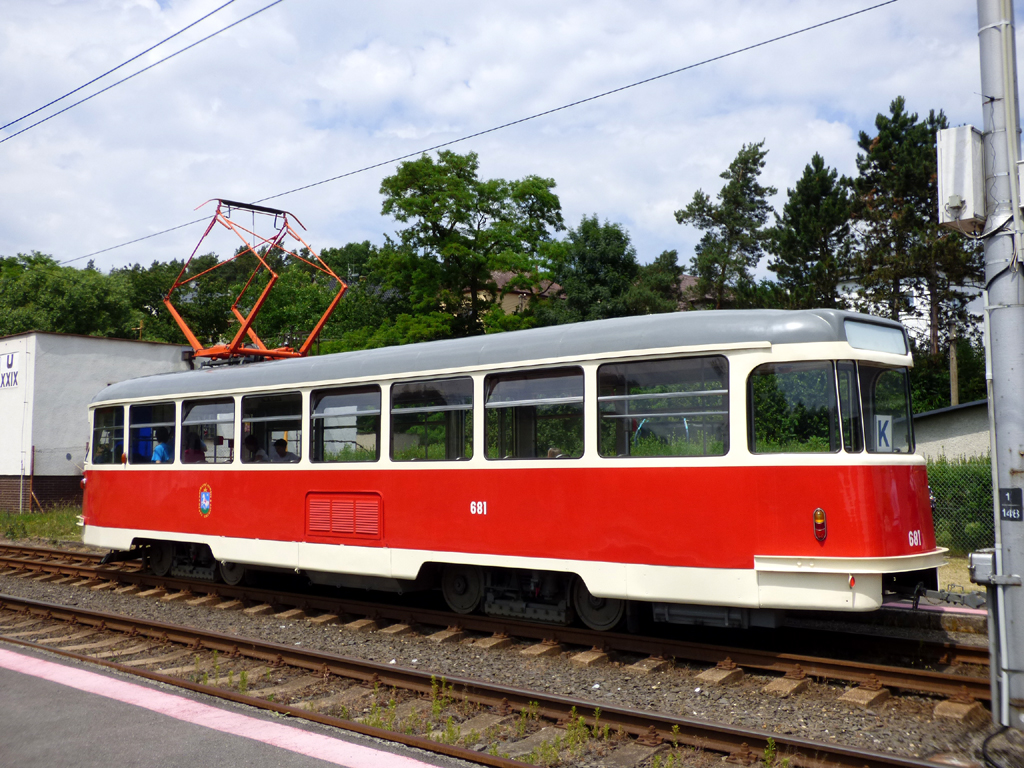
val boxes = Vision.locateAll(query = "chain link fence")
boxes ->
[926,455,995,556]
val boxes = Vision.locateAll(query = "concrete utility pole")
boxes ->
[976,0,1024,730]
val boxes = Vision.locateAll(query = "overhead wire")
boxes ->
[0,0,239,133]
[0,0,286,146]
[61,0,902,266]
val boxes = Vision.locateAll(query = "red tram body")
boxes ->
[82,310,945,630]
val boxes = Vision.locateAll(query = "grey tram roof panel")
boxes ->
[92,309,905,404]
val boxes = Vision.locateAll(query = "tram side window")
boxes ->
[391,377,473,461]
[311,386,380,462]
[749,362,840,453]
[485,367,584,460]
[129,403,176,464]
[242,393,302,463]
[598,356,728,458]
[91,407,123,465]
[859,365,914,453]
[181,399,234,464]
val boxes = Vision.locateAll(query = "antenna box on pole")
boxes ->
[937,125,986,233]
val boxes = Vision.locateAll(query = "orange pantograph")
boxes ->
[165,199,347,361]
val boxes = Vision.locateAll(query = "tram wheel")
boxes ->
[441,565,484,614]
[149,541,173,577]
[572,577,624,632]
[218,561,246,586]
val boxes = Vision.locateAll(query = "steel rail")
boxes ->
[0,548,991,700]
[0,594,958,768]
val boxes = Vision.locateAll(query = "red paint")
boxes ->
[84,463,936,569]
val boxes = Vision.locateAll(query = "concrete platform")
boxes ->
[0,642,473,768]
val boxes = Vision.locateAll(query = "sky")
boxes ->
[0,0,1007,277]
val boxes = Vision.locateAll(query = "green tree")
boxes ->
[378,150,563,340]
[538,215,639,324]
[624,249,683,315]
[0,252,134,337]
[851,97,983,353]
[767,153,853,309]
[675,141,777,309]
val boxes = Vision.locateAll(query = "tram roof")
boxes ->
[92,309,905,404]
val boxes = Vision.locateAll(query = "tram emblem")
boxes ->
[199,483,212,517]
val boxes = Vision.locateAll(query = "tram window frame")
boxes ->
[859,364,915,454]
[128,402,176,464]
[391,377,473,461]
[181,398,235,464]
[310,385,381,462]
[484,367,584,460]
[748,361,841,454]
[242,392,303,463]
[91,406,124,465]
[837,360,864,453]
[597,356,729,458]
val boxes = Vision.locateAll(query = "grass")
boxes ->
[938,556,973,593]
[0,505,82,544]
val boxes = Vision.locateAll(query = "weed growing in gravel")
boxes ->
[437,716,460,745]
[761,737,789,768]
[239,670,248,695]
[429,676,454,719]
[564,707,589,752]
[526,737,560,767]
[652,754,682,768]
[193,655,200,680]
[202,672,209,685]
[212,650,220,680]
[337,705,351,720]
[517,701,541,736]
[227,669,233,688]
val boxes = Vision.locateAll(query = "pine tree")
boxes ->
[767,153,853,309]
[674,141,777,309]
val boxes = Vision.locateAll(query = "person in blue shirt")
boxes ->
[152,427,173,463]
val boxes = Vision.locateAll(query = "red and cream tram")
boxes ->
[82,309,945,630]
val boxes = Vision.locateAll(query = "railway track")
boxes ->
[0,542,991,703]
[0,593,967,768]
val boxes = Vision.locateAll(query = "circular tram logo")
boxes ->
[199,483,212,518]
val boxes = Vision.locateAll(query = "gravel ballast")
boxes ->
[3,568,1023,766]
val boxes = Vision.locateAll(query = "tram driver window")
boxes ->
[311,385,380,462]
[391,377,473,461]
[598,356,728,457]
[485,368,584,459]
[181,398,234,464]
[748,362,840,453]
[91,406,123,465]
[859,365,914,453]
[242,393,302,463]
[128,403,175,464]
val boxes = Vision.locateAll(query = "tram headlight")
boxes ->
[812,507,827,542]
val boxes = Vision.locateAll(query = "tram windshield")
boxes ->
[748,361,913,454]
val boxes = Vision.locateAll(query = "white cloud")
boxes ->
[0,0,1002,273]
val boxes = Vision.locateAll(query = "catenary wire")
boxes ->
[0,0,286,146]
[61,0,901,266]
[0,0,238,132]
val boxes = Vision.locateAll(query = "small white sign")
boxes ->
[875,415,893,452]
[0,352,20,390]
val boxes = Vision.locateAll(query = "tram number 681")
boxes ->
[470,501,488,515]
[908,529,922,547]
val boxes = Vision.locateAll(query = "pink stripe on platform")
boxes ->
[0,647,433,768]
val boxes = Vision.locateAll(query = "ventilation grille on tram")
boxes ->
[306,492,382,540]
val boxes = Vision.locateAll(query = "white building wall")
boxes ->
[31,334,192,476]
[0,335,36,477]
